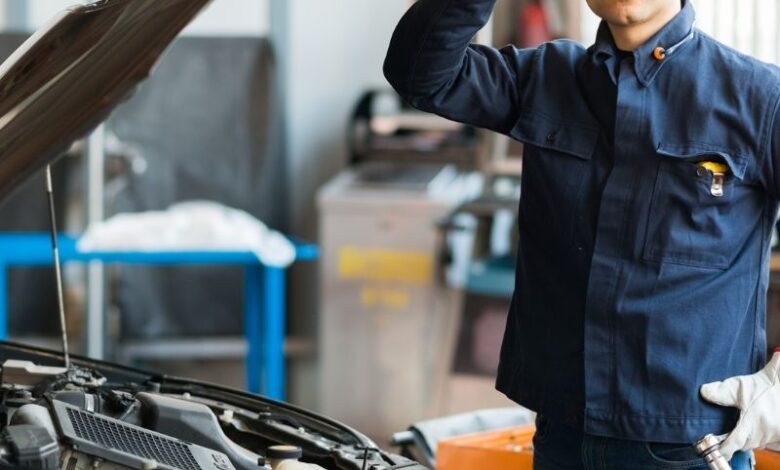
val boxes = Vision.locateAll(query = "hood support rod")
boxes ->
[46,164,70,369]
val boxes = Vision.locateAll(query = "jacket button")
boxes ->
[546,131,557,142]
[653,46,666,61]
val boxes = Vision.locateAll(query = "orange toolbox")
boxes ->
[758,450,780,469]
[436,425,780,470]
[436,425,535,470]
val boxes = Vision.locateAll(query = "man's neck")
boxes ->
[608,3,683,51]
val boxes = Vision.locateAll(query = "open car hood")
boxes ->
[0,0,210,199]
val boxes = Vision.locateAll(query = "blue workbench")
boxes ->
[0,233,318,401]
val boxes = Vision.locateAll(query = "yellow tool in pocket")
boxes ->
[697,161,729,197]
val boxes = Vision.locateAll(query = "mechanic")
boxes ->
[384,0,780,469]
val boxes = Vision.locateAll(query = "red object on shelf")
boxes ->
[517,2,552,48]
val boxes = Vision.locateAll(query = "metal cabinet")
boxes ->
[318,163,471,442]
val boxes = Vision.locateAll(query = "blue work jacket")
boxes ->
[384,0,780,443]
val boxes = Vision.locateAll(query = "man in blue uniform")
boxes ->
[384,0,780,468]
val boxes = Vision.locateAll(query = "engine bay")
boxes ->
[0,352,424,470]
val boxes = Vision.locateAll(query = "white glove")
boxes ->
[700,352,780,460]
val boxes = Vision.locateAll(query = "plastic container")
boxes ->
[436,425,534,470]
[756,449,780,470]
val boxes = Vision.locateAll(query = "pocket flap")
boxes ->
[656,143,748,180]
[510,110,599,161]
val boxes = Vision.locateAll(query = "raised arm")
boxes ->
[383,0,537,135]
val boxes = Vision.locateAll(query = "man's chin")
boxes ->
[603,11,651,27]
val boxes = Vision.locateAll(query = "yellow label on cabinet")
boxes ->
[361,286,411,309]
[338,246,433,284]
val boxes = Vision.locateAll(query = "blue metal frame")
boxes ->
[0,233,318,401]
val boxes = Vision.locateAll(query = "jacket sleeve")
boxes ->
[383,0,537,135]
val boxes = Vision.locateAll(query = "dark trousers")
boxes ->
[533,415,753,470]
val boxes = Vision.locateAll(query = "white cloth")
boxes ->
[700,352,780,460]
[78,201,295,268]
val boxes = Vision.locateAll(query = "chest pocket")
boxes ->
[511,111,599,246]
[643,143,759,270]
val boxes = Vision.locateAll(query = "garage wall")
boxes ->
[270,0,407,238]
[268,0,408,408]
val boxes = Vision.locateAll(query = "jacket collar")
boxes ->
[590,0,696,86]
